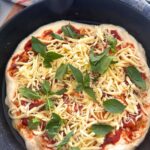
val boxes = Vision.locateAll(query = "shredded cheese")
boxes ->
[7,23,150,150]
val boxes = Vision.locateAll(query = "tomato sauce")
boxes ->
[14,101,19,107]
[24,40,32,51]
[101,106,143,149]
[57,29,62,34]
[21,100,28,106]
[122,116,145,142]
[21,118,28,126]
[70,25,80,34]
[9,50,29,76]
[42,29,52,38]
[123,42,135,49]
[74,103,83,112]
[9,63,17,76]
[122,105,145,142]
[41,134,56,149]
[101,129,122,150]
[110,30,122,41]
[141,73,147,80]
[29,100,44,110]
[21,99,43,109]
[41,121,46,131]
[62,94,69,104]
[114,94,127,105]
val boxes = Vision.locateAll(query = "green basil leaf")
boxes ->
[32,36,46,57]
[51,33,63,40]
[41,80,51,95]
[94,56,115,74]
[84,87,96,101]
[28,118,40,130]
[126,66,146,90]
[45,98,54,110]
[92,123,114,136]
[90,48,109,65]
[55,88,67,95]
[46,113,62,138]
[43,59,52,68]
[83,73,90,87]
[45,52,63,62]
[43,52,63,68]
[57,131,74,149]
[62,24,82,39]
[44,53,63,68]
[55,63,68,80]
[19,87,40,99]
[32,37,63,68]
[70,147,80,150]
[69,64,83,83]
[107,36,117,53]
[103,99,126,113]
[76,84,84,92]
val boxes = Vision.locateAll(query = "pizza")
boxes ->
[5,20,150,150]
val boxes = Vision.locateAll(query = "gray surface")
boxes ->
[0,0,149,150]
[0,0,12,26]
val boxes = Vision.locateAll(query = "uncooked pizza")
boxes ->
[5,21,150,150]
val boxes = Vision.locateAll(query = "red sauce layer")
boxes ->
[110,30,122,41]
[24,40,32,51]
[9,51,29,76]
[101,129,122,150]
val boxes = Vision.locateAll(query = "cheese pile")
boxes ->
[8,24,149,149]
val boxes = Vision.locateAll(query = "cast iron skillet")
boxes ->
[0,0,150,149]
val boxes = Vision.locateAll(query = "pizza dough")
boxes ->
[5,20,150,150]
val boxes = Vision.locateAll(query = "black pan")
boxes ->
[0,0,150,149]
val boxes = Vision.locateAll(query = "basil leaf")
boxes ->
[126,66,146,90]
[92,123,114,136]
[43,59,52,68]
[57,131,74,149]
[90,48,111,73]
[94,56,115,74]
[68,65,96,101]
[28,118,40,129]
[90,48,109,65]
[70,147,80,150]
[103,99,126,113]
[51,33,63,40]
[19,87,40,99]
[45,98,54,110]
[107,36,117,53]
[69,64,83,83]
[83,73,90,87]
[46,113,62,138]
[43,52,63,68]
[62,24,82,39]
[41,80,51,95]
[32,37,63,68]
[45,52,63,62]
[55,63,68,80]
[84,87,96,101]
[76,84,84,92]
[55,88,67,95]
[32,36,46,57]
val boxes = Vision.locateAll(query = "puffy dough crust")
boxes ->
[5,20,150,150]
